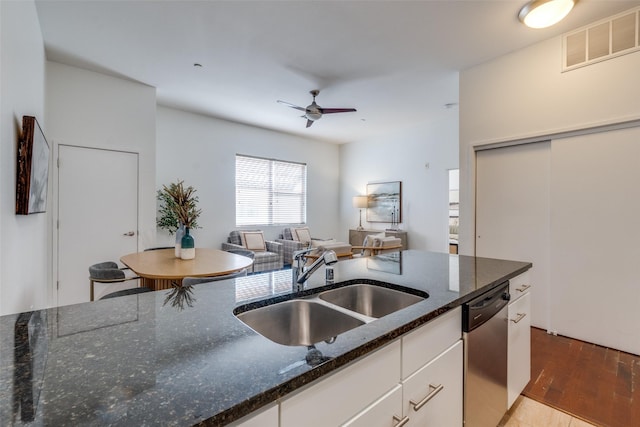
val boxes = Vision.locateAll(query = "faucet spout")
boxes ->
[296,250,338,287]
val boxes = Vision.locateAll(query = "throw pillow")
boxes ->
[242,231,266,252]
[311,238,335,248]
[293,227,312,245]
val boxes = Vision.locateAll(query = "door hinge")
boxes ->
[56,281,59,290]
[57,157,60,168]
[57,220,59,229]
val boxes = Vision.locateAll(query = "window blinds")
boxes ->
[235,155,307,226]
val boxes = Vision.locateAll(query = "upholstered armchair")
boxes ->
[222,230,283,273]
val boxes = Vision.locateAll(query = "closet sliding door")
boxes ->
[476,142,551,330]
[550,126,640,355]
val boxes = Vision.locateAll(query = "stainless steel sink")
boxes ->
[318,284,425,318]
[236,300,365,346]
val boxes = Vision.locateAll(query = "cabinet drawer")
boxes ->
[342,385,403,427]
[231,404,278,427]
[281,340,401,427]
[402,340,463,427]
[401,307,461,379]
[509,270,531,302]
[508,292,531,408]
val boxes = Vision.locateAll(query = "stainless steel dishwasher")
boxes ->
[463,282,510,427]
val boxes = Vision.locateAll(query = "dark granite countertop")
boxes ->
[0,250,531,426]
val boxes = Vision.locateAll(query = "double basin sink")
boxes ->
[235,283,426,346]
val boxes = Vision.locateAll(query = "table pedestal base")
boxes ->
[142,277,183,291]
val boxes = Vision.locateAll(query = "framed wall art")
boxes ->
[366,181,401,224]
[16,116,50,215]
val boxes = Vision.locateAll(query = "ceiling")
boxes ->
[35,0,640,143]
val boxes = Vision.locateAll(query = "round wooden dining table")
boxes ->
[120,248,254,290]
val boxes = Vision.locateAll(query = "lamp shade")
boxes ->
[353,196,368,209]
[518,0,576,29]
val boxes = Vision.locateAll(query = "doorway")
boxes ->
[56,145,139,306]
[448,169,459,254]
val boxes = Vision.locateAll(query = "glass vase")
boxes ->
[180,227,195,260]
[175,223,185,258]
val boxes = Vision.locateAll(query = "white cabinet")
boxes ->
[342,385,404,427]
[509,270,531,303]
[345,307,462,427]
[231,404,278,427]
[280,341,401,427]
[508,292,531,408]
[506,271,532,408]
[402,341,463,427]
[401,307,461,379]
[269,307,464,427]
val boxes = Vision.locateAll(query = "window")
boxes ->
[235,154,307,226]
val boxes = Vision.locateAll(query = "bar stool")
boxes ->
[88,261,140,301]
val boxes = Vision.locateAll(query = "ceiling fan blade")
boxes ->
[320,108,357,114]
[306,119,314,128]
[277,100,306,112]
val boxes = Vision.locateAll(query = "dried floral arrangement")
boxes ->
[156,180,202,234]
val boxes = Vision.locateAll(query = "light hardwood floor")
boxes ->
[500,396,597,427]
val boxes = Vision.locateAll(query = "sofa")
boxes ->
[352,234,403,257]
[222,230,283,273]
[276,227,352,265]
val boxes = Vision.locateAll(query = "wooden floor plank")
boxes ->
[523,327,640,427]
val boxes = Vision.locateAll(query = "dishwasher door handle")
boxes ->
[409,383,444,411]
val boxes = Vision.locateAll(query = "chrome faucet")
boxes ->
[293,250,338,292]
[292,247,315,287]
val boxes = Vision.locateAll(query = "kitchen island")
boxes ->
[0,250,531,426]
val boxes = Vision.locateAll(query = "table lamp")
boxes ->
[353,196,368,231]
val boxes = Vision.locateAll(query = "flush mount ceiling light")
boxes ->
[519,0,577,29]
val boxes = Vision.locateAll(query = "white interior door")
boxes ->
[475,142,550,330]
[57,145,138,306]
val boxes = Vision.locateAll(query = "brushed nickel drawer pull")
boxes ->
[511,312,527,323]
[516,284,531,292]
[392,415,410,427]
[410,383,444,411]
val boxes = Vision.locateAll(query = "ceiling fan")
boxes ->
[278,89,357,128]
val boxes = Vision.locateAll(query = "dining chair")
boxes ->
[88,261,140,301]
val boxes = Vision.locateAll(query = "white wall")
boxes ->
[459,34,640,255]
[339,115,459,251]
[0,0,48,315]
[46,61,157,244]
[156,106,341,248]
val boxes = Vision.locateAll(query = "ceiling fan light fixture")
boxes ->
[518,0,576,29]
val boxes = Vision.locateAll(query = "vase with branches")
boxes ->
[157,180,202,258]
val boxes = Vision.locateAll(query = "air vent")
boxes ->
[563,6,640,71]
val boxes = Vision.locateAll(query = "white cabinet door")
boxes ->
[342,385,404,427]
[508,292,531,408]
[401,307,461,379]
[402,341,463,427]
[231,404,278,427]
[281,341,401,427]
[509,271,531,303]
[476,142,550,330]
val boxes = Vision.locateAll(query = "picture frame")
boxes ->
[16,116,50,215]
[366,181,401,223]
